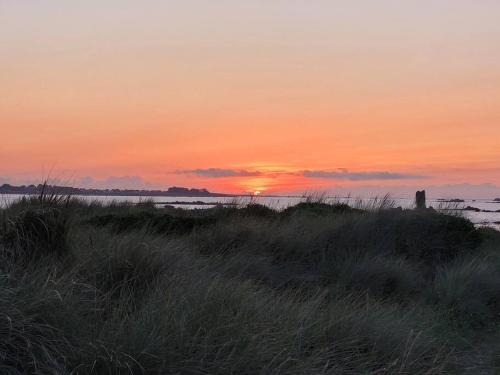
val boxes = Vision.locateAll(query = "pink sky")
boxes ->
[1,1,500,196]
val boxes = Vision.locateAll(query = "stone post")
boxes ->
[416,190,426,209]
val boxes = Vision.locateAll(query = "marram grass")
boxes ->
[1,194,499,374]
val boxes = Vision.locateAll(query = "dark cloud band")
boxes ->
[174,167,426,181]
[175,168,262,178]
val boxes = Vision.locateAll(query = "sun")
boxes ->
[253,190,262,196]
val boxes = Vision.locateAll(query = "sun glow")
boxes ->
[2,2,500,192]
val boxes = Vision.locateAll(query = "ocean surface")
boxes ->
[1,194,499,231]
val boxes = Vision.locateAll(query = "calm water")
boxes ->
[1,194,499,231]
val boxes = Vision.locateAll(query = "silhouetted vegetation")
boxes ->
[1,193,500,373]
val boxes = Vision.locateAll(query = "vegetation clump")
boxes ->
[1,207,70,262]
[87,211,216,235]
[0,193,499,373]
[281,201,362,216]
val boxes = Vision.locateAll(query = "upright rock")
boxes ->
[416,190,426,209]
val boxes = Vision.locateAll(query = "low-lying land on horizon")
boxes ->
[1,192,500,374]
[0,183,233,197]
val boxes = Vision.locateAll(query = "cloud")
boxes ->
[175,168,262,178]
[173,167,426,181]
[302,169,427,181]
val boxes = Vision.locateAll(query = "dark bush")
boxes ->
[388,210,482,264]
[238,203,277,218]
[299,209,482,266]
[281,202,363,217]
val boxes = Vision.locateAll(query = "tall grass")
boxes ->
[0,192,499,373]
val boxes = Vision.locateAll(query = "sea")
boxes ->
[1,194,499,231]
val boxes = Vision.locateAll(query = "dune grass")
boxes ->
[1,192,500,374]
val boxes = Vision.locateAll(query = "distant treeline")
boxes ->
[0,183,232,197]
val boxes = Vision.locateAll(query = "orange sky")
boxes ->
[1,1,500,195]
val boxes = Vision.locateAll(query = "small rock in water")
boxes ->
[463,206,481,212]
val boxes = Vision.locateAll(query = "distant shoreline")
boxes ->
[0,183,234,198]
[0,183,308,199]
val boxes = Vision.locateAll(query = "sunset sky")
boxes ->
[1,1,500,196]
